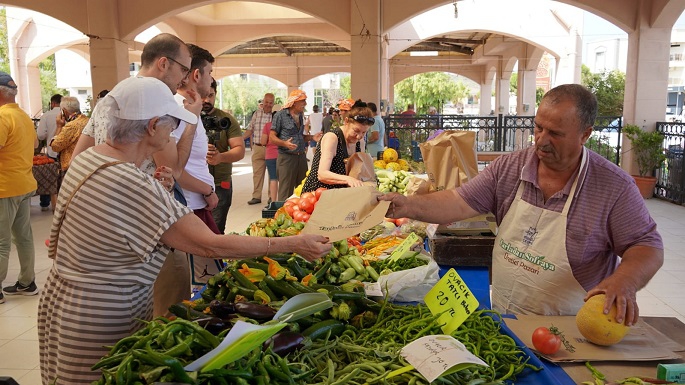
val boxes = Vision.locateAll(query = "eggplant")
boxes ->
[234,302,277,321]
[195,316,234,335]
[209,300,236,319]
[263,331,305,356]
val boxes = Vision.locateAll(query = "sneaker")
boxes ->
[0,292,4,304]
[247,198,262,205]
[2,281,39,296]
[41,206,50,211]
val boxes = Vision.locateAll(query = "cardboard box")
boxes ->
[657,363,685,383]
[428,232,495,282]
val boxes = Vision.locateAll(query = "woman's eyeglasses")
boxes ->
[350,115,375,125]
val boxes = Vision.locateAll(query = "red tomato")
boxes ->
[300,212,310,222]
[292,210,306,222]
[283,201,295,216]
[314,187,327,200]
[394,217,410,226]
[298,198,314,214]
[532,327,562,355]
[287,198,301,207]
[300,192,315,202]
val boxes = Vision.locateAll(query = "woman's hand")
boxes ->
[154,166,175,192]
[346,176,364,188]
[292,234,332,261]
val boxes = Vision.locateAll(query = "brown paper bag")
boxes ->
[404,175,431,196]
[419,131,478,191]
[346,152,376,182]
[301,186,390,242]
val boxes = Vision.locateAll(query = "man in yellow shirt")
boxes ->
[0,71,38,304]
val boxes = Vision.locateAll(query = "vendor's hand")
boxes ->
[285,138,298,151]
[154,166,175,192]
[206,143,221,166]
[347,177,364,188]
[293,234,332,261]
[183,89,203,116]
[377,192,410,219]
[585,276,639,326]
[204,191,219,211]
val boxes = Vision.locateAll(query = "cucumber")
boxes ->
[302,319,345,341]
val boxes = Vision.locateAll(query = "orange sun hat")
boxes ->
[337,98,355,111]
[283,90,307,108]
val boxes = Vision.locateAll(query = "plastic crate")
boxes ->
[262,201,284,218]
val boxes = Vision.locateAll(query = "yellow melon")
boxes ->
[575,294,630,346]
[382,148,399,163]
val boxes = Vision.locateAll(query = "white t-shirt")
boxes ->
[308,112,323,135]
[38,107,61,158]
[171,94,214,210]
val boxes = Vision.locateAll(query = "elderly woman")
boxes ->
[302,100,375,192]
[37,77,331,385]
[49,96,89,171]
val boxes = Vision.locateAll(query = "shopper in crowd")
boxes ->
[243,92,275,205]
[36,93,62,211]
[302,100,374,192]
[365,102,385,159]
[37,77,331,385]
[305,104,323,149]
[204,78,245,233]
[50,97,88,172]
[322,106,335,134]
[261,110,280,205]
[379,84,663,325]
[68,32,201,318]
[270,90,321,200]
[0,71,38,304]
[400,103,416,128]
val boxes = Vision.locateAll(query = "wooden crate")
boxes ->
[428,232,495,282]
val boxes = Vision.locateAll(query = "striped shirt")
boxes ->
[458,147,663,290]
[38,148,192,384]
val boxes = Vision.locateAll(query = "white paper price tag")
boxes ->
[400,335,488,383]
[363,281,383,297]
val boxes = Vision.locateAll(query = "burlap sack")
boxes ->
[346,152,377,182]
[418,131,478,191]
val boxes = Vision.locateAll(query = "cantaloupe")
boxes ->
[575,294,630,346]
[382,148,398,163]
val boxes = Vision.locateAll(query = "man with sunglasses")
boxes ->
[301,100,375,193]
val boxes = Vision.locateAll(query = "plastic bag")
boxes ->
[377,251,440,303]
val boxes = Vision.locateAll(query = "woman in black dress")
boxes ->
[302,100,375,192]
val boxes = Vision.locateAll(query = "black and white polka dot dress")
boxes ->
[303,127,360,192]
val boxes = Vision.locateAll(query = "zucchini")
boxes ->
[242,260,270,273]
[168,303,206,320]
[227,266,259,291]
[258,279,278,301]
[302,319,345,341]
[313,261,332,280]
[287,258,310,280]
[264,275,300,299]
[289,281,316,294]
[329,290,366,302]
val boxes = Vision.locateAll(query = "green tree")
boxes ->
[219,75,286,127]
[0,8,9,73]
[39,55,67,112]
[394,72,465,114]
[536,87,545,107]
[509,73,517,95]
[581,64,625,116]
[339,75,351,99]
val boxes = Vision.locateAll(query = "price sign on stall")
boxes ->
[424,268,479,334]
[399,335,488,383]
[388,232,421,262]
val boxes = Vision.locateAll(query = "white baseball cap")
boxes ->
[107,76,197,124]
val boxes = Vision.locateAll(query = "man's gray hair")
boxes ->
[0,85,18,98]
[541,84,598,130]
[60,96,80,114]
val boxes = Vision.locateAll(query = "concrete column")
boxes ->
[516,69,537,115]
[622,10,671,175]
[350,0,381,104]
[86,0,129,94]
[380,34,391,115]
[7,19,43,116]
[479,82,492,115]
[496,72,512,115]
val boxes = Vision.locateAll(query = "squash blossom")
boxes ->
[238,263,266,282]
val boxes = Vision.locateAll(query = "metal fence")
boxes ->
[384,114,623,165]
[656,122,685,204]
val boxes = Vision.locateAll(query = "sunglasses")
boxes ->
[165,56,190,77]
[350,115,375,125]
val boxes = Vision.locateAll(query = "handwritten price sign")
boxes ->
[424,268,479,334]
[400,335,488,382]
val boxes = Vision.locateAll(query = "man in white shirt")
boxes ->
[305,104,323,159]
[36,94,62,211]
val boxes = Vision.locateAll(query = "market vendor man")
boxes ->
[379,84,663,326]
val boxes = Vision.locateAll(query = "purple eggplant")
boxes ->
[209,300,236,319]
[234,302,277,320]
[263,331,305,356]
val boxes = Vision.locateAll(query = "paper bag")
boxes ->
[405,175,431,196]
[301,186,390,242]
[346,152,376,182]
[419,131,478,191]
